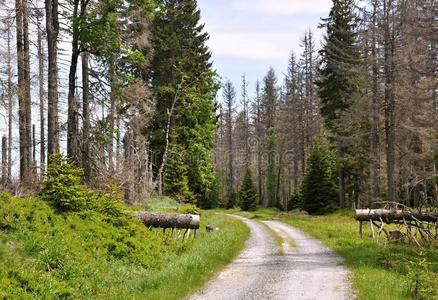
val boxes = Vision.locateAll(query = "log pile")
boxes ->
[134,211,200,229]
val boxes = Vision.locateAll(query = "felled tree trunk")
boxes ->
[134,212,200,229]
[355,209,438,222]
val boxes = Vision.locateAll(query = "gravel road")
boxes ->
[189,216,352,300]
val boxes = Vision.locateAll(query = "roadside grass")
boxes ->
[0,194,249,299]
[258,221,285,255]
[134,212,249,300]
[227,208,438,300]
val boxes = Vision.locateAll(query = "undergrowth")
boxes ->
[0,156,249,299]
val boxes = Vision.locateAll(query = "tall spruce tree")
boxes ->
[150,0,219,208]
[317,0,362,208]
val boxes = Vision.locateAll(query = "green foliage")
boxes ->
[266,133,279,208]
[164,143,194,203]
[0,193,249,299]
[41,154,124,216]
[41,154,88,212]
[149,0,220,208]
[287,189,303,211]
[317,0,361,131]
[302,140,338,214]
[177,204,201,215]
[405,252,438,300]
[226,190,238,209]
[239,168,258,211]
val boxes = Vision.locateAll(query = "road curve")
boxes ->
[189,216,352,300]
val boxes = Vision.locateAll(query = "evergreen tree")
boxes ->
[149,0,220,207]
[164,142,193,202]
[302,140,338,215]
[239,168,258,211]
[317,0,362,207]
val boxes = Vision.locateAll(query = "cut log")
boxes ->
[355,209,438,222]
[134,211,200,229]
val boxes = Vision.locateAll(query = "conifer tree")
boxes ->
[302,140,338,214]
[150,0,219,207]
[317,0,362,207]
[239,168,258,211]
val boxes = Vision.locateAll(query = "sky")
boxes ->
[197,0,333,100]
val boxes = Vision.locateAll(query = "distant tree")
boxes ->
[239,168,258,211]
[223,80,236,206]
[266,133,279,208]
[302,140,338,214]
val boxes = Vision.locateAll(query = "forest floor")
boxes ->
[226,209,438,300]
[190,215,352,300]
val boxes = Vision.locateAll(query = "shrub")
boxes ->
[41,154,124,216]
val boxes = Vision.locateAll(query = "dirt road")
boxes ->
[190,216,352,300]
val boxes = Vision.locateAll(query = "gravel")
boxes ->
[189,216,353,300]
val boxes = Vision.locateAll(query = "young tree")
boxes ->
[239,168,258,211]
[302,140,338,214]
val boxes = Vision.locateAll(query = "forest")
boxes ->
[0,0,437,299]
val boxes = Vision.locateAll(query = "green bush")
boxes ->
[41,154,124,216]
[178,204,201,215]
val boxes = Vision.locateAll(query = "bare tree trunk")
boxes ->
[37,14,46,176]
[46,0,60,160]
[108,66,116,172]
[32,124,37,180]
[156,93,178,195]
[81,52,91,183]
[67,0,80,163]
[6,22,13,182]
[2,136,6,184]
[16,0,32,185]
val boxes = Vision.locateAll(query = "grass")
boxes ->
[258,221,284,255]
[0,194,249,299]
[227,208,438,300]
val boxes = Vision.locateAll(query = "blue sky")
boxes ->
[197,0,333,99]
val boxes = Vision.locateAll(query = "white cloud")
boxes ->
[207,29,303,60]
[231,0,332,15]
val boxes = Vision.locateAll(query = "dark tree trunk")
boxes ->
[339,168,345,208]
[46,0,60,160]
[16,0,32,185]
[370,0,381,202]
[384,0,396,202]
